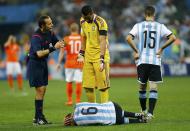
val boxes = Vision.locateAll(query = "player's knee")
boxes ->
[149,82,158,91]
[99,88,108,92]
[85,88,94,93]
[139,83,147,91]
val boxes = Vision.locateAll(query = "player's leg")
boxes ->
[66,82,73,105]
[126,118,146,124]
[73,69,82,103]
[6,62,14,91]
[147,65,162,119]
[75,82,82,103]
[148,82,158,117]
[137,64,149,112]
[124,111,143,119]
[113,102,146,124]
[94,62,110,103]
[123,108,147,123]
[15,62,23,91]
[139,83,147,112]
[83,62,96,102]
[85,88,96,102]
[65,68,74,105]
[99,88,109,103]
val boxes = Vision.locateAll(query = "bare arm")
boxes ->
[161,34,176,50]
[77,36,86,64]
[4,42,10,48]
[81,36,86,51]
[126,35,138,53]
[56,48,64,71]
[36,49,50,58]
[156,34,176,57]
[36,40,65,58]
[99,35,107,57]
[99,35,107,72]
[58,49,64,64]
[4,36,13,47]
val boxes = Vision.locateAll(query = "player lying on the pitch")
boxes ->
[64,101,147,126]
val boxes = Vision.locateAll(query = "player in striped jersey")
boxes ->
[64,101,147,126]
[126,6,176,119]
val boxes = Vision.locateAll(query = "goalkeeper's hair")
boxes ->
[38,15,50,28]
[144,5,155,17]
[81,5,93,16]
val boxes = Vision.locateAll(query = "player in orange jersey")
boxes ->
[4,35,24,94]
[56,23,83,106]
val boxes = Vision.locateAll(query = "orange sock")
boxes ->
[66,82,72,102]
[76,82,82,103]
[17,74,23,91]
[7,75,13,89]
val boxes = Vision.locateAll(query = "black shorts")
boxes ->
[137,64,162,84]
[113,102,124,124]
[27,59,48,87]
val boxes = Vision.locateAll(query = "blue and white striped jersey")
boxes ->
[129,21,172,66]
[73,102,116,125]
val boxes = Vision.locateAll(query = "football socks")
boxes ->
[148,90,158,114]
[139,90,147,111]
[100,89,109,103]
[85,88,96,102]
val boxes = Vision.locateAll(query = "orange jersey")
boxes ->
[64,34,83,68]
[5,43,20,62]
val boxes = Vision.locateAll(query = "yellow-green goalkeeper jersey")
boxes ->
[80,14,110,62]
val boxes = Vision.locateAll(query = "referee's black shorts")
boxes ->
[137,64,162,84]
[28,59,48,87]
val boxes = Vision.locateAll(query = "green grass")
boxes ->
[0,77,190,131]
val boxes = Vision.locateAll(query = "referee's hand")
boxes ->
[54,40,65,49]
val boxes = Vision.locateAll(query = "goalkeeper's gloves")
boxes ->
[77,50,85,64]
[99,55,105,72]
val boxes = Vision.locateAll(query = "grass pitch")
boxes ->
[0,77,190,131]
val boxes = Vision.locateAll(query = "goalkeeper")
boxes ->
[77,5,110,103]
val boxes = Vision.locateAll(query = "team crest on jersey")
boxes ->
[92,26,96,31]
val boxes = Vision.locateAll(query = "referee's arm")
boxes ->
[36,40,65,58]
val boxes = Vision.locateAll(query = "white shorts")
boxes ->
[6,62,22,75]
[65,68,82,82]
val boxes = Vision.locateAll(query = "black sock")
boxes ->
[124,111,136,118]
[124,111,143,119]
[139,91,147,111]
[148,98,157,115]
[35,100,43,119]
[148,90,158,115]
[129,118,141,123]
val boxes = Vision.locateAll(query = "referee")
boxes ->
[28,15,64,125]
